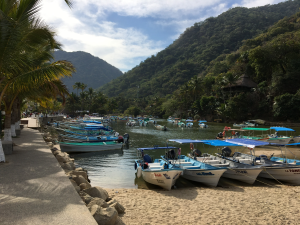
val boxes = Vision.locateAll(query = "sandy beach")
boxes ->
[104,146,300,225]
[106,184,300,225]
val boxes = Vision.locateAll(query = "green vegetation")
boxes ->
[100,0,300,100]
[0,0,75,147]
[92,1,300,122]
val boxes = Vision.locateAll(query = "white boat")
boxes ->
[135,147,183,190]
[198,120,208,128]
[232,152,300,185]
[198,153,262,184]
[155,125,168,131]
[186,120,193,128]
[172,156,226,187]
[59,141,123,153]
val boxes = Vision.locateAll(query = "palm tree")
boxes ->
[0,0,75,163]
[80,83,87,93]
[73,82,82,96]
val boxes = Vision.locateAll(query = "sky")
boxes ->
[40,0,284,72]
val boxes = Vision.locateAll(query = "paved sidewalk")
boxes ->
[0,128,97,225]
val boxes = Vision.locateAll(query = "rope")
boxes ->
[225,167,275,187]
[261,167,285,186]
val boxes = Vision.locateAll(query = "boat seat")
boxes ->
[182,166,201,169]
[196,157,212,161]
[213,163,230,167]
[148,167,163,170]
[148,163,161,167]
[179,163,193,168]
[239,159,252,164]
[204,160,221,164]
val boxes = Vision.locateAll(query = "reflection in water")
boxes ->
[68,120,300,189]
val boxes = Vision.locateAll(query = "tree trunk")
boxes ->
[4,110,12,142]
[10,100,18,137]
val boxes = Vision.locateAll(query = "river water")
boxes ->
[69,120,300,189]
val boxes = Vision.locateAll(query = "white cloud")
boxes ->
[39,0,287,72]
[233,0,282,8]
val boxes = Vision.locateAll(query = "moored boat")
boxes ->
[135,146,183,190]
[59,141,123,153]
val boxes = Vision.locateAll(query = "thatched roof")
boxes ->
[225,74,257,88]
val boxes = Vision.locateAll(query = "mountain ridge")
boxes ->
[99,0,300,98]
[53,50,123,91]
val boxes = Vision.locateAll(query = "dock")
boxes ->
[0,128,97,225]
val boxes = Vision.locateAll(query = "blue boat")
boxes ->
[135,146,183,190]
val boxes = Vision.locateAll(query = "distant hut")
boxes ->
[222,74,257,93]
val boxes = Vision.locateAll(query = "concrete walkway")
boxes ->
[0,128,97,225]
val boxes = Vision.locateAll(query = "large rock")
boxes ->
[78,191,93,204]
[79,183,91,190]
[83,187,109,201]
[70,170,88,180]
[91,206,118,225]
[61,162,75,171]
[87,197,109,209]
[115,217,125,225]
[56,153,68,163]
[107,199,125,214]
[111,202,125,214]
[73,175,89,186]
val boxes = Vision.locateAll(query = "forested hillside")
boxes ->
[100,0,300,99]
[159,10,300,121]
[53,50,123,91]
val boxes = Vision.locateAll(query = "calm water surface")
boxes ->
[69,120,300,189]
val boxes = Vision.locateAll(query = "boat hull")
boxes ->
[181,169,226,187]
[60,142,123,153]
[222,168,263,184]
[142,169,182,190]
[259,167,300,185]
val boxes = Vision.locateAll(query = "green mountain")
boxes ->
[53,50,123,91]
[100,0,300,98]
[162,10,300,121]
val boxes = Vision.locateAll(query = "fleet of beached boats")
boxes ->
[49,115,300,191]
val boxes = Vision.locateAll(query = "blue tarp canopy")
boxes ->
[225,139,269,147]
[198,120,207,123]
[286,142,300,146]
[270,127,295,132]
[186,120,193,122]
[168,139,204,144]
[137,146,178,151]
[201,140,240,146]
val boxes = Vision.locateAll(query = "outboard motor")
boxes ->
[167,149,176,159]
[216,132,223,139]
[192,149,202,157]
[259,155,268,160]
[123,133,129,144]
[221,147,232,157]
[143,154,152,163]
[117,135,124,143]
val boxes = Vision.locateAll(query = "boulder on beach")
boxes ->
[107,199,125,214]
[78,191,93,204]
[73,175,89,186]
[91,206,118,225]
[56,153,68,163]
[87,197,109,209]
[79,182,91,190]
[70,170,88,180]
[83,186,109,201]
[61,162,75,171]
[115,217,125,225]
